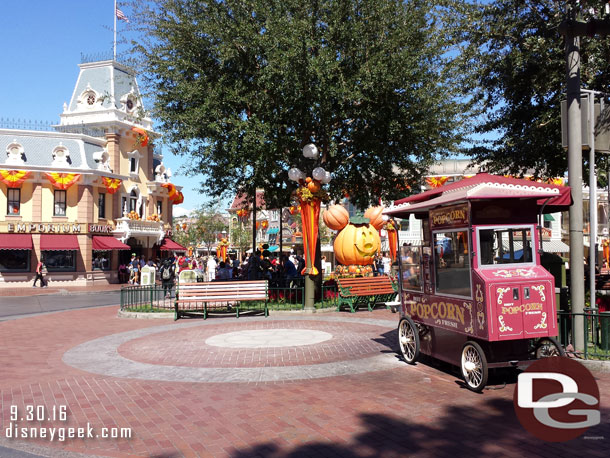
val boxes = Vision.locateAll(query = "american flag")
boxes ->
[116,7,129,23]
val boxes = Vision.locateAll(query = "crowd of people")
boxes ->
[120,248,401,299]
[120,249,310,295]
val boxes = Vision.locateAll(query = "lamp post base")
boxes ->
[304,274,315,311]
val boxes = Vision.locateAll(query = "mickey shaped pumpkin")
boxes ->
[323,205,385,266]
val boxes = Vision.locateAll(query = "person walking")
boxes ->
[248,250,262,280]
[33,260,47,288]
[159,259,176,298]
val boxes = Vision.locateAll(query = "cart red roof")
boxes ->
[385,173,572,217]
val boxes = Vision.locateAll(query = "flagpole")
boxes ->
[113,0,117,61]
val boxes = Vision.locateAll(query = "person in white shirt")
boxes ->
[382,254,391,276]
[207,256,217,281]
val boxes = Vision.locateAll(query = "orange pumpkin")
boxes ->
[334,222,381,266]
[323,205,350,230]
[364,206,385,230]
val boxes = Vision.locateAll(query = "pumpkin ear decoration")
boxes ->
[323,205,350,231]
[364,206,385,230]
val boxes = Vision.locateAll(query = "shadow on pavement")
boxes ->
[230,398,609,457]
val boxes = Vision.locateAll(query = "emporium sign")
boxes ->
[3,222,114,234]
[430,204,469,229]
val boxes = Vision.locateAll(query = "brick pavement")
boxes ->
[0,306,608,458]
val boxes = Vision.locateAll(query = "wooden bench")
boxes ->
[336,276,397,313]
[174,280,268,320]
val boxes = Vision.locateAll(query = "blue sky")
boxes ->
[0,0,217,216]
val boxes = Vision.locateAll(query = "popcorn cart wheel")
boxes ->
[460,341,488,392]
[398,316,420,364]
[534,336,565,359]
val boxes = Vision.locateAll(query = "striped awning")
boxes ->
[540,240,570,253]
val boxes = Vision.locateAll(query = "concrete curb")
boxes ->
[117,310,173,319]
[577,358,610,373]
[117,306,383,319]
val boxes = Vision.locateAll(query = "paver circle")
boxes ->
[205,328,333,348]
[62,316,400,383]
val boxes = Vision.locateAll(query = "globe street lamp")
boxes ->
[288,143,332,310]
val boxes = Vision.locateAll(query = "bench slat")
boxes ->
[174,280,269,320]
[335,276,396,313]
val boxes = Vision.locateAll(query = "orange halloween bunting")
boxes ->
[45,172,80,190]
[425,176,449,188]
[132,127,149,147]
[101,177,122,194]
[0,170,31,188]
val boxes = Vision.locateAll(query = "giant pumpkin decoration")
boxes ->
[363,206,385,230]
[323,205,350,230]
[324,208,383,266]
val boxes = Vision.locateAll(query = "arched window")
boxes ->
[129,190,137,213]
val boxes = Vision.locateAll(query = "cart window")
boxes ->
[400,245,422,291]
[478,227,534,265]
[434,230,471,297]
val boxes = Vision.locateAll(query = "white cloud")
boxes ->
[172,206,193,218]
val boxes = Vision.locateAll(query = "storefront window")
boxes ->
[54,190,67,216]
[92,251,110,270]
[0,249,30,271]
[7,188,20,215]
[434,230,471,297]
[43,250,76,271]
[98,192,106,219]
[156,200,162,216]
[400,245,422,291]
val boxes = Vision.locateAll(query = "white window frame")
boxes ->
[476,224,537,269]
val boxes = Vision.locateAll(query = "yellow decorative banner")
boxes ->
[45,172,80,190]
[0,169,31,188]
[101,177,122,194]
[425,176,449,188]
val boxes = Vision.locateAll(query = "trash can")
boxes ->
[600,312,610,351]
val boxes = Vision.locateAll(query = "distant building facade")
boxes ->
[0,59,180,286]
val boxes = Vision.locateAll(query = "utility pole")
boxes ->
[559,7,610,352]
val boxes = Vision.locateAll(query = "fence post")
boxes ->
[584,312,589,360]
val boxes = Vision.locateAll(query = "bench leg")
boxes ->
[174,301,179,321]
[204,303,207,320]
[348,299,356,313]
[265,300,268,317]
[236,304,240,318]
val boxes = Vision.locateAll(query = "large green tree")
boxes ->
[174,203,228,253]
[131,0,471,208]
[461,0,610,179]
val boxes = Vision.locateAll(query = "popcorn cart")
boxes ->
[384,174,572,391]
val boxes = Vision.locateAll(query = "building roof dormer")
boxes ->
[58,60,154,132]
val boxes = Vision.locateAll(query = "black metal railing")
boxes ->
[120,285,175,312]
[558,309,610,360]
[0,117,54,131]
[120,280,343,313]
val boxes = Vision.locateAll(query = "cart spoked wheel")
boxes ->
[460,341,488,392]
[535,337,565,359]
[398,317,420,364]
